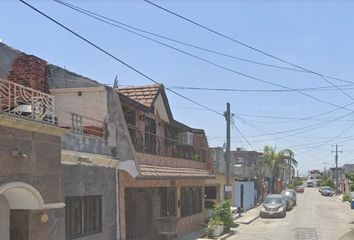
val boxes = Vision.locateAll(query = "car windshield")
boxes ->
[282,195,291,200]
[323,187,331,191]
[264,197,283,204]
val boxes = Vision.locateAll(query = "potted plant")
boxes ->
[207,218,224,237]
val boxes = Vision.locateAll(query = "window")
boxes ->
[160,187,176,216]
[144,117,156,154]
[65,195,102,239]
[181,187,202,217]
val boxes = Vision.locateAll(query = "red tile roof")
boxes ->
[139,164,215,179]
[118,84,161,108]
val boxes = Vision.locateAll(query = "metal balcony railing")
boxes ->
[0,79,56,124]
[69,113,105,137]
[127,124,207,162]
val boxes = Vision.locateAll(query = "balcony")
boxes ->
[127,125,207,162]
[0,79,56,124]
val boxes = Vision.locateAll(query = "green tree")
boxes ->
[345,173,354,192]
[263,146,297,193]
[318,175,334,188]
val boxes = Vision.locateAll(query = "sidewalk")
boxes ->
[176,206,261,240]
[177,227,205,240]
[234,206,261,225]
[334,194,351,206]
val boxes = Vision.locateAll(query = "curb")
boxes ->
[217,231,235,240]
[235,215,260,225]
[334,195,350,206]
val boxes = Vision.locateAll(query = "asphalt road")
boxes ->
[229,188,354,240]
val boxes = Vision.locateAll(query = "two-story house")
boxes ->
[117,84,214,240]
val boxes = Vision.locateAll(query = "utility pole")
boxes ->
[331,145,342,194]
[224,102,231,200]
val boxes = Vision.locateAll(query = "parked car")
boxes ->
[321,186,333,196]
[282,189,297,206]
[296,186,304,193]
[259,194,286,218]
[319,186,323,193]
[281,193,293,211]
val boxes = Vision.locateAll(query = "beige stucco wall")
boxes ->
[51,87,108,127]
[154,94,170,122]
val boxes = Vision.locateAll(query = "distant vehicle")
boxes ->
[307,181,314,187]
[260,194,286,218]
[282,189,297,206]
[296,186,304,193]
[321,186,333,197]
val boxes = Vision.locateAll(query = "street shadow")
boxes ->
[348,221,354,225]
[339,230,354,240]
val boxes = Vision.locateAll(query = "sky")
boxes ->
[2,0,354,175]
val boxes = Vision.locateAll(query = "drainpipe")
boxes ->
[116,167,120,240]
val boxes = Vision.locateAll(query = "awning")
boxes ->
[138,164,215,179]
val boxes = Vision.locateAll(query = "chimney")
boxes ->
[6,54,48,93]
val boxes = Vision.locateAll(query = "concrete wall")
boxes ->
[0,195,10,240]
[62,164,117,240]
[61,132,112,155]
[106,88,135,160]
[51,87,108,128]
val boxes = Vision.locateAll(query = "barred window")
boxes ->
[65,195,102,239]
[181,187,202,217]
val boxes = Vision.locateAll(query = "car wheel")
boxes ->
[282,212,286,218]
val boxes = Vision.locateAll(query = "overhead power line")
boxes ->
[19,0,223,117]
[53,0,354,86]
[52,0,354,113]
[231,120,256,152]
[168,84,354,93]
[144,0,354,100]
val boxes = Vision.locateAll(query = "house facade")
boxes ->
[0,42,214,240]
[0,78,66,239]
[117,84,214,240]
[0,42,134,240]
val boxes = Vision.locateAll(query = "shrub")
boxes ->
[207,200,233,233]
[343,194,352,202]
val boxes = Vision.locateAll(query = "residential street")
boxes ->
[229,188,354,240]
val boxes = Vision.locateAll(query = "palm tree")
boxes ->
[263,146,297,193]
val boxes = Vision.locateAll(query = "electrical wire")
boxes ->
[19,0,224,118]
[231,120,256,151]
[53,0,354,86]
[144,0,354,100]
[52,0,354,112]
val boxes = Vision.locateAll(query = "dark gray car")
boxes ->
[260,194,286,218]
[282,189,297,206]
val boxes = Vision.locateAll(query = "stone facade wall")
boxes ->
[119,171,205,240]
[62,164,117,240]
[177,212,205,237]
[0,126,62,204]
[0,125,64,239]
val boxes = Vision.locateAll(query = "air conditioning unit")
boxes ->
[178,132,194,146]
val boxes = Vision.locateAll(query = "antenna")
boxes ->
[113,75,119,88]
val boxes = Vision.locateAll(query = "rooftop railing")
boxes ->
[0,79,56,124]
